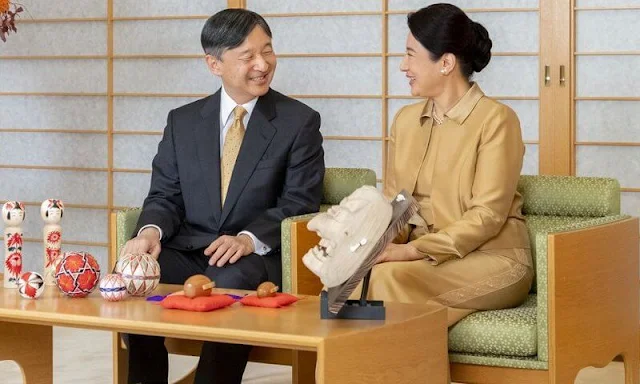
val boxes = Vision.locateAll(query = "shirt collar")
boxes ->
[420,82,485,125]
[220,86,258,126]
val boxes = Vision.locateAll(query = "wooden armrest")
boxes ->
[549,217,639,368]
[289,219,322,295]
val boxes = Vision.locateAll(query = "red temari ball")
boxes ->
[54,251,101,298]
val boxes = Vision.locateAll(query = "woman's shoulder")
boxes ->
[393,100,429,123]
[475,96,518,122]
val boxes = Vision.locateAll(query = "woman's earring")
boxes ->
[440,68,447,75]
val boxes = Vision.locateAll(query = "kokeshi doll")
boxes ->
[3,201,25,288]
[41,199,64,286]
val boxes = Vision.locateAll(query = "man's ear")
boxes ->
[206,55,223,76]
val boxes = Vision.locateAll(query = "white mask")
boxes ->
[303,186,392,288]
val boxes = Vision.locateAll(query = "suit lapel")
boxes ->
[195,90,223,224]
[220,90,277,226]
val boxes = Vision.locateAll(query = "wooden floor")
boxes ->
[0,327,628,383]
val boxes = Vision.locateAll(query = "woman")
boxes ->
[358,3,533,326]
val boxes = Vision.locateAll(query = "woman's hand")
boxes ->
[376,243,424,264]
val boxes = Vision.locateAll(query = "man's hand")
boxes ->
[120,227,162,260]
[204,234,255,267]
[376,243,423,264]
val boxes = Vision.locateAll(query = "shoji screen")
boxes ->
[0,0,227,272]
[0,0,110,271]
[573,0,640,219]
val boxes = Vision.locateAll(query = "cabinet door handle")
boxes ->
[544,65,551,86]
[559,65,566,86]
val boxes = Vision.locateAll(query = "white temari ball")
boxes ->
[99,273,128,302]
[114,253,160,296]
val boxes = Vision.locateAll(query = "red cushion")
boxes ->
[161,294,236,312]
[240,293,299,308]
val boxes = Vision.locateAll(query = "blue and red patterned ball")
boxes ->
[54,251,101,298]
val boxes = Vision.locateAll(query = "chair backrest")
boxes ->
[517,175,621,294]
[320,167,377,210]
[518,175,620,217]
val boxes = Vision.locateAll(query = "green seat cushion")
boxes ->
[448,294,537,357]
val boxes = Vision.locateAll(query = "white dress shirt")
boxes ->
[138,86,272,255]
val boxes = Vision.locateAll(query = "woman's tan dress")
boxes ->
[351,84,533,326]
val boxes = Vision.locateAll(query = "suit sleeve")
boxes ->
[134,110,185,240]
[409,107,524,263]
[243,111,324,252]
[384,107,412,244]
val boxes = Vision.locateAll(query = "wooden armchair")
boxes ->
[287,175,640,384]
[109,167,377,384]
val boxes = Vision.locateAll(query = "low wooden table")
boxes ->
[0,284,448,384]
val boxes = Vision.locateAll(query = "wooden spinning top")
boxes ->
[256,281,279,298]
[183,274,215,298]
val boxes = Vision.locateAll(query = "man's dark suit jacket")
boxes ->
[135,88,325,285]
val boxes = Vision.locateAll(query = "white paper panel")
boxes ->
[502,100,539,141]
[0,60,106,93]
[576,10,640,52]
[324,140,382,177]
[295,98,382,137]
[266,16,381,53]
[20,206,108,244]
[273,58,381,95]
[18,0,106,18]
[114,97,200,132]
[0,133,107,168]
[1,23,106,56]
[576,146,640,187]
[2,170,107,205]
[388,56,539,97]
[247,0,382,13]
[0,96,107,130]
[388,12,538,54]
[114,0,225,17]
[113,135,161,170]
[622,192,640,217]
[114,59,220,94]
[576,0,640,6]
[576,101,640,142]
[577,56,640,97]
[388,0,539,10]
[522,144,539,175]
[114,20,204,55]
[113,172,152,208]
[474,56,539,97]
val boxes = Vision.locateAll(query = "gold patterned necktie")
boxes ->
[221,105,247,205]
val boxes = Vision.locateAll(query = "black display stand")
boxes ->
[320,270,386,320]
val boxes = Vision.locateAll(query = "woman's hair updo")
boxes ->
[408,3,492,79]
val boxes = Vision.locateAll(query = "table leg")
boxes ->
[316,309,448,384]
[292,350,316,384]
[0,321,53,384]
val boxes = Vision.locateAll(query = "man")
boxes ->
[121,9,324,384]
